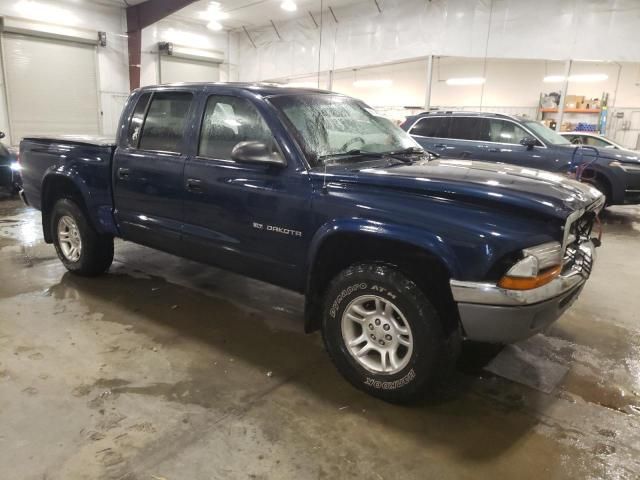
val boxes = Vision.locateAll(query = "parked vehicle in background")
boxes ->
[559,131,637,152]
[19,84,603,402]
[0,133,21,196]
[401,111,640,205]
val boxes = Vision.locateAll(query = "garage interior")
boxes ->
[1,0,640,479]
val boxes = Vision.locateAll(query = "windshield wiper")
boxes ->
[320,147,426,164]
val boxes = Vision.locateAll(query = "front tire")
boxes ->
[51,199,114,276]
[322,263,457,403]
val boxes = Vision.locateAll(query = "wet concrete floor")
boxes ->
[1,197,639,479]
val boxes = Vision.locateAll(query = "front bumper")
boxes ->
[450,240,595,343]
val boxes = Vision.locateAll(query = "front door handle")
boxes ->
[433,143,447,149]
[117,168,130,180]
[186,178,203,192]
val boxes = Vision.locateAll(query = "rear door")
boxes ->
[408,117,455,155]
[113,90,195,252]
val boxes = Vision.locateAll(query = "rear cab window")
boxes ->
[139,92,194,153]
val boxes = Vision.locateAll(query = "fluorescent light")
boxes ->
[445,77,485,86]
[207,21,223,31]
[353,79,393,88]
[543,73,609,83]
[570,73,609,82]
[281,0,297,12]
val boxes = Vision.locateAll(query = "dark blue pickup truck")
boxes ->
[19,83,604,402]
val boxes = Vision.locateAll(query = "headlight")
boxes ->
[610,160,640,172]
[498,241,562,290]
[10,162,22,171]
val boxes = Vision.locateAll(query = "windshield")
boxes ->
[268,94,420,166]
[523,121,571,146]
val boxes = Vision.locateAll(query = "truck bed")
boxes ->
[20,136,117,236]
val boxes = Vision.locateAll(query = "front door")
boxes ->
[112,90,195,253]
[473,118,549,170]
[181,93,311,290]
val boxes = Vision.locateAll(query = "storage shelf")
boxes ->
[540,108,601,113]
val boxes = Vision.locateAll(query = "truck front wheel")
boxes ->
[51,199,113,276]
[322,263,457,403]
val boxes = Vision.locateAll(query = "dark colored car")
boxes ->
[19,84,603,402]
[401,111,640,205]
[0,132,21,195]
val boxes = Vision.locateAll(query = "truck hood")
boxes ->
[320,158,603,220]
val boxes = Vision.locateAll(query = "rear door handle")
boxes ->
[186,178,203,192]
[117,168,130,180]
[433,143,448,149]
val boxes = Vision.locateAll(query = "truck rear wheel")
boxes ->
[322,263,457,403]
[51,199,113,276]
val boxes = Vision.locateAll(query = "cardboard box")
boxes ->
[564,95,585,109]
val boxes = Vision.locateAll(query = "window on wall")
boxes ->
[409,117,450,138]
[139,92,193,153]
[199,95,274,160]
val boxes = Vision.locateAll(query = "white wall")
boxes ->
[0,0,233,144]
[0,0,129,143]
[235,0,640,82]
[140,18,228,86]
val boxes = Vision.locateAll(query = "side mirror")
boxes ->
[0,132,5,140]
[231,141,286,166]
[520,137,537,150]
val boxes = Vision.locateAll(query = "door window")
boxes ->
[126,92,151,147]
[487,119,531,145]
[409,117,450,138]
[583,136,609,147]
[199,95,275,160]
[138,92,193,153]
[448,117,489,141]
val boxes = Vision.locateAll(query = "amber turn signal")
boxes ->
[498,265,562,291]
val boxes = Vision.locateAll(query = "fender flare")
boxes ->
[41,167,103,240]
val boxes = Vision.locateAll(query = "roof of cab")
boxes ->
[136,82,336,97]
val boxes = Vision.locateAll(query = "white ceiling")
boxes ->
[114,0,368,30]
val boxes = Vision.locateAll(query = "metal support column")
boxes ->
[126,0,199,91]
[424,55,433,111]
[556,59,572,131]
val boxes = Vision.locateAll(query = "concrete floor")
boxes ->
[1,197,639,480]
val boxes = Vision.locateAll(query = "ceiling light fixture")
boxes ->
[543,73,609,83]
[445,77,486,86]
[207,21,223,31]
[281,0,298,12]
[353,79,393,88]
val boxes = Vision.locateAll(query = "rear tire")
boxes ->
[321,263,458,403]
[51,199,113,276]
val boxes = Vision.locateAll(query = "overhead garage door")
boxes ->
[159,55,220,84]
[2,33,100,144]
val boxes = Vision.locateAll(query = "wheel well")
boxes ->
[305,233,459,335]
[41,176,88,243]
[581,169,612,198]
